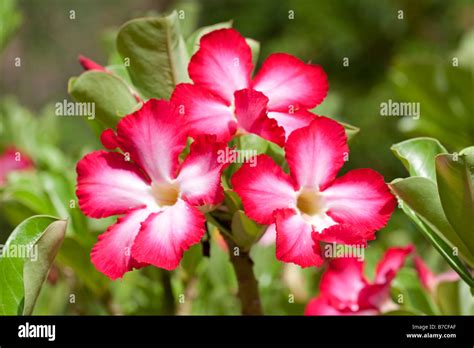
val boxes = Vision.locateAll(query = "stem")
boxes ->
[223,236,263,315]
[159,269,176,315]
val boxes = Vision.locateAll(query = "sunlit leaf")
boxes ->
[117,11,190,99]
[391,137,447,181]
[435,153,474,255]
[0,216,67,315]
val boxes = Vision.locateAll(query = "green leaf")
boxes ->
[435,154,474,255]
[390,177,474,268]
[0,216,67,315]
[391,137,447,181]
[231,210,265,251]
[117,12,190,99]
[68,71,139,133]
[186,21,232,55]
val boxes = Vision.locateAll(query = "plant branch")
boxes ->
[223,235,263,315]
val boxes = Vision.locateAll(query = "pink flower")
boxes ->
[305,245,414,315]
[232,116,396,267]
[0,146,34,186]
[76,99,229,279]
[171,28,328,146]
[414,255,459,293]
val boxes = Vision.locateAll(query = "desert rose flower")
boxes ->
[305,245,414,315]
[232,116,396,267]
[171,28,328,146]
[0,146,34,186]
[76,99,229,279]
[414,255,459,293]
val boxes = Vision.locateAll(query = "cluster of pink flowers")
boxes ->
[76,28,397,297]
[305,245,413,315]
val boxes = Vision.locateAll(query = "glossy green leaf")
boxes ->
[391,137,447,181]
[0,216,67,315]
[68,71,139,133]
[390,177,474,268]
[435,154,474,255]
[117,12,190,99]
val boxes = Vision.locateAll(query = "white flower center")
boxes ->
[296,187,337,232]
[151,181,180,207]
[296,187,325,216]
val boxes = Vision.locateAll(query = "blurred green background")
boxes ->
[0,0,473,315]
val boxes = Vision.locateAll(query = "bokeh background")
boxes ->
[0,0,473,315]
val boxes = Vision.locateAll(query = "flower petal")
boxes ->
[275,208,324,267]
[100,128,119,150]
[258,224,276,246]
[319,257,368,309]
[231,155,296,224]
[414,256,437,292]
[76,150,153,218]
[131,199,206,270]
[171,83,237,142]
[267,109,316,140]
[314,223,374,246]
[252,53,328,110]
[286,117,348,190]
[374,245,413,283]
[91,208,151,280]
[189,28,252,102]
[116,99,187,183]
[305,296,344,316]
[234,89,285,146]
[323,168,396,233]
[177,135,229,206]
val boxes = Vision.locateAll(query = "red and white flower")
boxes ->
[232,116,396,267]
[0,146,34,186]
[305,245,414,315]
[76,99,229,279]
[171,28,328,146]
